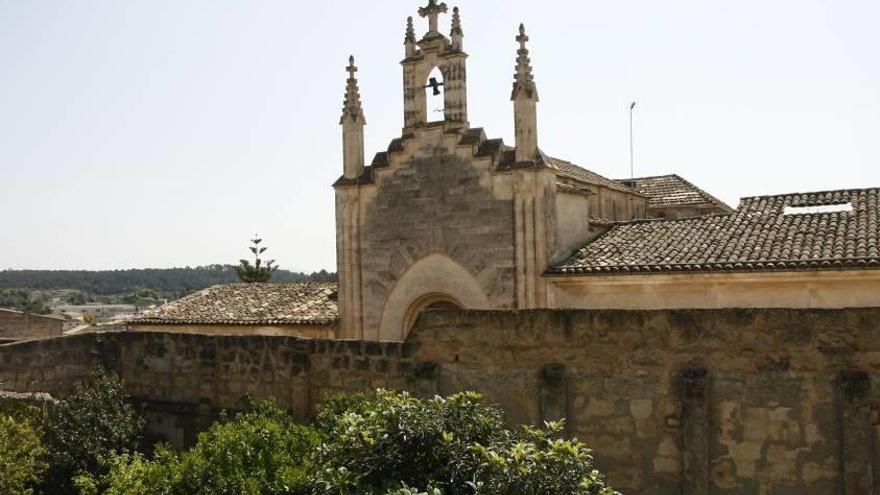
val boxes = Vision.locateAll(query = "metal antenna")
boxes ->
[629,101,637,179]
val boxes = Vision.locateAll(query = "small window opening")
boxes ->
[425,67,445,122]
[783,203,853,215]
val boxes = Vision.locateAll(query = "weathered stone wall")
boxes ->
[358,132,517,339]
[0,309,64,341]
[2,307,879,494]
[129,323,335,340]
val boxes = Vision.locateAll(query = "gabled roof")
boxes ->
[549,158,638,194]
[550,188,880,275]
[618,174,733,212]
[130,283,338,326]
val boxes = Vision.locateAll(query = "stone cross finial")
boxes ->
[516,23,528,50]
[418,0,448,34]
[346,55,357,79]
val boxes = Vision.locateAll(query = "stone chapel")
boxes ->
[331,0,880,342]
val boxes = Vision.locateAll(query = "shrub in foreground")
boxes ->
[85,389,618,495]
[79,401,318,495]
[312,389,618,495]
[42,366,145,494]
[0,412,47,495]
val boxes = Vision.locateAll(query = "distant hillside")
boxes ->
[0,265,336,298]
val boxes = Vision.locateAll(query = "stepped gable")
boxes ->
[550,187,880,275]
[347,127,638,195]
[130,283,338,326]
[619,174,733,212]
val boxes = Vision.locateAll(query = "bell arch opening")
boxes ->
[425,67,445,122]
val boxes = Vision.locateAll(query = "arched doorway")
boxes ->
[402,292,463,337]
[378,254,490,341]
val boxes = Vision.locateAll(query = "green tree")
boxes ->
[67,291,88,306]
[41,366,145,494]
[235,237,278,283]
[0,288,50,314]
[75,390,617,495]
[80,401,318,495]
[0,413,47,495]
[312,390,618,495]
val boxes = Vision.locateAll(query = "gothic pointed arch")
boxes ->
[378,253,490,341]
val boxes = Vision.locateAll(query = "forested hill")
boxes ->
[0,265,336,297]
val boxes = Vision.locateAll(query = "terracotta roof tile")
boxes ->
[548,158,637,194]
[619,174,733,212]
[550,188,880,275]
[130,283,338,326]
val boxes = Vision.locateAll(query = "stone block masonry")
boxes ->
[2,307,880,494]
[0,309,64,341]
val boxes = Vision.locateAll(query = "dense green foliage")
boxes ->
[77,401,318,495]
[312,390,618,495]
[41,367,146,494]
[0,412,47,495]
[236,238,278,283]
[4,383,616,494]
[0,288,50,314]
[0,266,336,298]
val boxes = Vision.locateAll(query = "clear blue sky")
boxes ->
[1,0,878,271]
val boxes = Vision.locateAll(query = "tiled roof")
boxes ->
[130,283,338,326]
[618,174,733,212]
[548,158,637,194]
[550,188,880,275]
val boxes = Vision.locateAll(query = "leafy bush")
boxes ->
[71,389,617,495]
[83,401,318,495]
[312,390,618,495]
[468,421,618,494]
[41,367,145,494]
[0,413,47,495]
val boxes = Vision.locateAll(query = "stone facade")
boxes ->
[0,309,64,342]
[332,2,880,345]
[334,4,652,341]
[2,307,880,494]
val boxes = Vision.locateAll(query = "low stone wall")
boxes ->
[0,309,64,341]
[1,307,878,494]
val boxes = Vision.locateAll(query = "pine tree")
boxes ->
[235,236,278,283]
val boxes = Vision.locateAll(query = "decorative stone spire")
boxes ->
[404,16,416,57]
[340,55,366,179]
[450,6,463,50]
[511,23,538,101]
[418,0,448,35]
[511,24,539,162]
[340,55,365,124]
